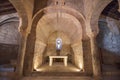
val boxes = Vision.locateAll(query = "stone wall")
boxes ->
[0,13,20,65]
[0,13,20,45]
[82,39,93,74]
[0,43,19,65]
[33,31,72,69]
[97,16,120,55]
[34,0,84,15]
[97,15,120,65]
[45,31,71,60]
[100,49,120,65]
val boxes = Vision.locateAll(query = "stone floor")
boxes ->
[1,63,120,80]
[35,62,81,72]
[21,76,92,80]
[1,72,120,80]
[21,76,120,80]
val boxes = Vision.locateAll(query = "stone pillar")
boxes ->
[71,40,84,70]
[82,39,93,75]
[90,36,101,79]
[23,32,36,75]
[16,31,28,78]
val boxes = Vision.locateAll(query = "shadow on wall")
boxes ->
[0,13,20,73]
[97,17,120,55]
[0,43,19,65]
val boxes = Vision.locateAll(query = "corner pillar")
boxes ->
[16,31,29,78]
[90,36,101,80]
[82,38,93,75]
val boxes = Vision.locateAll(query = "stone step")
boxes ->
[103,71,120,76]
[102,65,119,71]
[31,72,88,76]
[103,76,120,80]
[21,76,92,80]
[0,72,16,80]
[0,72,16,77]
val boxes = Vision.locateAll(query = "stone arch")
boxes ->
[0,17,19,26]
[90,0,112,35]
[89,1,114,77]
[0,14,20,44]
[23,6,86,75]
[0,15,20,73]
[33,31,71,70]
[9,0,28,32]
[36,12,82,44]
[33,6,87,39]
[8,0,29,77]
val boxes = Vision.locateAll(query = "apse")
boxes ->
[33,12,84,72]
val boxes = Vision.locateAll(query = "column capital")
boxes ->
[90,36,101,77]
[19,28,29,37]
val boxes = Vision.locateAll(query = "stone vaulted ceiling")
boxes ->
[0,0,16,15]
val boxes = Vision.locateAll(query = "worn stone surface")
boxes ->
[97,15,120,76]
[22,0,111,77]
[82,39,93,75]
[101,49,120,65]
[98,16,120,55]
[1,0,120,80]
[0,43,19,65]
[0,13,20,45]
[0,13,20,65]
[71,41,83,69]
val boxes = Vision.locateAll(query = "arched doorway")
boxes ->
[97,0,120,76]
[0,13,20,71]
[23,3,86,75]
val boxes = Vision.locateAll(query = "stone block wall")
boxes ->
[97,16,120,67]
[0,43,19,65]
[34,0,84,15]
[0,13,20,65]
[46,44,71,56]
[82,39,93,74]
[0,13,20,45]
[100,49,120,65]
[98,16,120,55]
[44,31,71,61]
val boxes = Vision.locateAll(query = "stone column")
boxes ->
[90,36,101,79]
[23,32,36,75]
[16,31,28,78]
[82,39,93,75]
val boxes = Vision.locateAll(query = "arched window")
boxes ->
[56,38,62,50]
